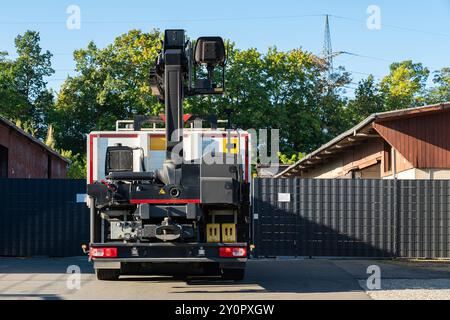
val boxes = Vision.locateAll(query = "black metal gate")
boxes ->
[252,179,450,259]
[0,179,89,257]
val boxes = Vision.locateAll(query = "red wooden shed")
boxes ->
[0,116,68,179]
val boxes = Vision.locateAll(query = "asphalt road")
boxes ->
[0,257,449,300]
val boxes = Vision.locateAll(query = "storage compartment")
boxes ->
[201,177,238,204]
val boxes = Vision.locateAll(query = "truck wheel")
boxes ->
[96,269,120,281]
[221,268,245,281]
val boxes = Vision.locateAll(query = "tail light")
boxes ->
[90,247,118,258]
[219,247,247,258]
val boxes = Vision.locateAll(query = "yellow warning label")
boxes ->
[159,189,166,195]
[223,137,239,154]
[149,136,166,151]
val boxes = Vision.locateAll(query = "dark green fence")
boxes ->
[2,178,450,258]
[252,179,450,259]
[0,179,89,257]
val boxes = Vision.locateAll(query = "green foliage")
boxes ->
[14,31,54,102]
[187,44,351,155]
[54,35,352,156]
[60,150,87,179]
[1,29,449,171]
[45,124,55,149]
[344,61,441,129]
[427,68,450,103]
[52,29,163,154]
[0,31,55,139]
[380,60,430,110]
[278,152,305,165]
[345,75,385,124]
[0,52,30,120]
[14,118,38,136]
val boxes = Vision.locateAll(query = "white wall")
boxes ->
[302,158,345,179]
[384,168,450,180]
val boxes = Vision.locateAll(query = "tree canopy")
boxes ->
[0,29,449,174]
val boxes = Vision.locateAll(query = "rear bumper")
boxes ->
[90,242,247,270]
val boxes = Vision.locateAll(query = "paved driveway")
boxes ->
[0,257,449,300]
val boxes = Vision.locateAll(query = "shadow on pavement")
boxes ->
[1,258,450,296]
[0,294,62,300]
[0,257,94,274]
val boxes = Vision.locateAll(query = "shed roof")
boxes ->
[0,116,70,163]
[275,102,450,178]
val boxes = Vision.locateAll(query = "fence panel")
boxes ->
[0,179,89,257]
[253,178,450,258]
[2,178,450,258]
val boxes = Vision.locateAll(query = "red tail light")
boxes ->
[219,247,247,258]
[90,247,118,258]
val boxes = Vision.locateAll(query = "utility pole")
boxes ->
[322,14,333,81]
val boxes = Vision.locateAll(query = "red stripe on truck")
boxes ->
[130,199,201,204]
[98,134,139,138]
[89,134,97,184]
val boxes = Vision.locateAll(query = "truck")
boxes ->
[86,29,252,281]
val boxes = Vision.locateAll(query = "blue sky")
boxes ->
[1,0,449,95]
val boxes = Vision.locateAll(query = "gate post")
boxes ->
[251,178,259,258]
[393,178,400,258]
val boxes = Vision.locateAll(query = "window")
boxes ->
[0,145,8,178]
[47,155,52,179]
[383,142,392,173]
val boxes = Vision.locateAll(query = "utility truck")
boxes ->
[86,30,252,281]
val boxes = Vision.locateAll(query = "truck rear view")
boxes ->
[86,30,251,281]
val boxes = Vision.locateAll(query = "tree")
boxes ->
[60,150,87,179]
[13,31,55,138]
[345,75,384,125]
[427,68,450,103]
[14,31,54,101]
[278,152,305,165]
[188,45,351,155]
[2,29,449,169]
[45,124,55,149]
[0,31,55,139]
[53,29,162,154]
[0,52,30,120]
[380,60,429,110]
[55,34,350,156]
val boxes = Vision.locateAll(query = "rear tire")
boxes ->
[221,268,245,281]
[96,269,120,281]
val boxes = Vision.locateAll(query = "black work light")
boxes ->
[194,37,226,67]
[164,29,186,49]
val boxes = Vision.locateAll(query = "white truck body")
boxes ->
[87,126,252,186]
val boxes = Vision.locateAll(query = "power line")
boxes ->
[0,14,325,25]
[330,14,450,38]
[0,12,448,39]
[346,70,382,79]
[340,51,393,63]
